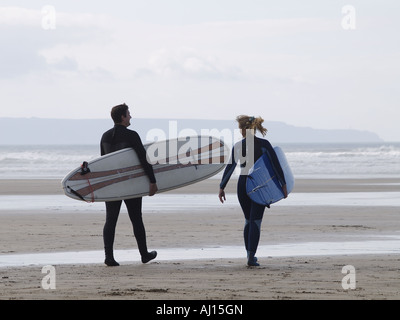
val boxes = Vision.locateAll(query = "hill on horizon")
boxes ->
[0,117,383,145]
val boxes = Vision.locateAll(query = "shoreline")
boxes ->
[1,177,400,299]
[1,177,400,195]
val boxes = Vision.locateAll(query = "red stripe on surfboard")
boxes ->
[69,141,224,181]
[69,164,143,181]
[75,162,197,198]
[72,155,225,199]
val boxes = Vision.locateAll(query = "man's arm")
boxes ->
[130,131,158,196]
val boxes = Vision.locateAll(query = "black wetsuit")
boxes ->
[220,136,286,262]
[100,124,156,261]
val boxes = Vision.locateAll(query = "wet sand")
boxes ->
[0,178,400,300]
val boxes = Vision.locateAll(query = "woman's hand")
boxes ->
[218,188,226,204]
[282,184,288,199]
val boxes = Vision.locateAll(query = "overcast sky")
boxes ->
[1,1,399,141]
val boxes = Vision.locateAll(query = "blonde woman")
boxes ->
[219,115,288,266]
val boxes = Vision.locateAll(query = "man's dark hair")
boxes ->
[111,103,128,124]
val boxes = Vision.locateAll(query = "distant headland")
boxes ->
[0,117,383,145]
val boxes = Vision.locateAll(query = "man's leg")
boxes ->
[124,198,157,263]
[103,200,122,266]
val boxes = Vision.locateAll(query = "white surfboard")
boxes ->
[61,135,229,202]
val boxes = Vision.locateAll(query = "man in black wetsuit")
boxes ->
[100,103,158,266]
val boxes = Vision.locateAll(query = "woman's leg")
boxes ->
[247,202,265,264]
[237,175,265,266]
[237,176,251,252]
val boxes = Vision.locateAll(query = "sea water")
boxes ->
[0,142,400,179]
[0,145,99,179]
[285,143,400,179]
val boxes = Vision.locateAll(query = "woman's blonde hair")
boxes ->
[236,115,268,136]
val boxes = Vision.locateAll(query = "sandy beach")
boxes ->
[1,178,400,300]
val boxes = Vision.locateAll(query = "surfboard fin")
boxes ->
[67,186,86,201]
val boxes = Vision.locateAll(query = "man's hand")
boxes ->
[149,183,158,196]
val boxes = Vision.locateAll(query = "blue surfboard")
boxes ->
[246,146,294,206]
